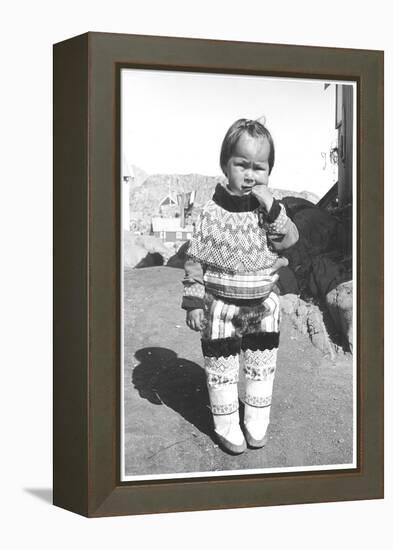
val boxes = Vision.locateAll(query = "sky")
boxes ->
[121,70,355,198]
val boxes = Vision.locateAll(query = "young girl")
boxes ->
[182,118,299,454]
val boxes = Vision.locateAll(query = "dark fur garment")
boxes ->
[201,336,242,358]
[203,292,270,339]
[231,301,268,337]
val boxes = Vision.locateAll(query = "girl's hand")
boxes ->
[186,309,205,332]
[251,184,274,213]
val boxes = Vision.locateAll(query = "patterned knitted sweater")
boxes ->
[182,183,298,309]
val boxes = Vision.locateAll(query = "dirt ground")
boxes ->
[123,266,354,478]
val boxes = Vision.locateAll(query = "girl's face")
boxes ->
[225,133,270,196]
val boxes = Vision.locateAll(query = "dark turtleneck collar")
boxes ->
[212,183,260,212]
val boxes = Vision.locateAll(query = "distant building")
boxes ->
[151,217,194,244]
[159,194,180,218]
[159,194,178,208]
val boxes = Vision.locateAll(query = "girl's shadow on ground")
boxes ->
[132,347,212,438]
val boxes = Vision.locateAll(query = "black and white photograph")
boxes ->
[4,0,389,538]
[120,69,356,481]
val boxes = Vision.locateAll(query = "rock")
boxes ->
[166,254,185,269]
[326,281,353,352]
[166,241,190,269]
[280,294,335,359]
[123,232,169,269]
[135,252,164,268]
[306,306,336,359]
[175,241,190,259]
[134,234,170,259]
[280,294,299,316]
[124,239,149,269]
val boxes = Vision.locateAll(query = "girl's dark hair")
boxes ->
[219,118,275,175]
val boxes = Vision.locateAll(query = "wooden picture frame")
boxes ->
[53,32,383,517]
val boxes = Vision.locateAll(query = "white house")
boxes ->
[151,217,194,244]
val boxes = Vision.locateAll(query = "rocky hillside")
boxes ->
[129,172,320,221]
[131,164,149,187]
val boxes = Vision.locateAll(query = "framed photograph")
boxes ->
[53,32,383,517]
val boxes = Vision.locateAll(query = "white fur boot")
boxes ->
[208,384,246,454]
[243,379,273,448]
